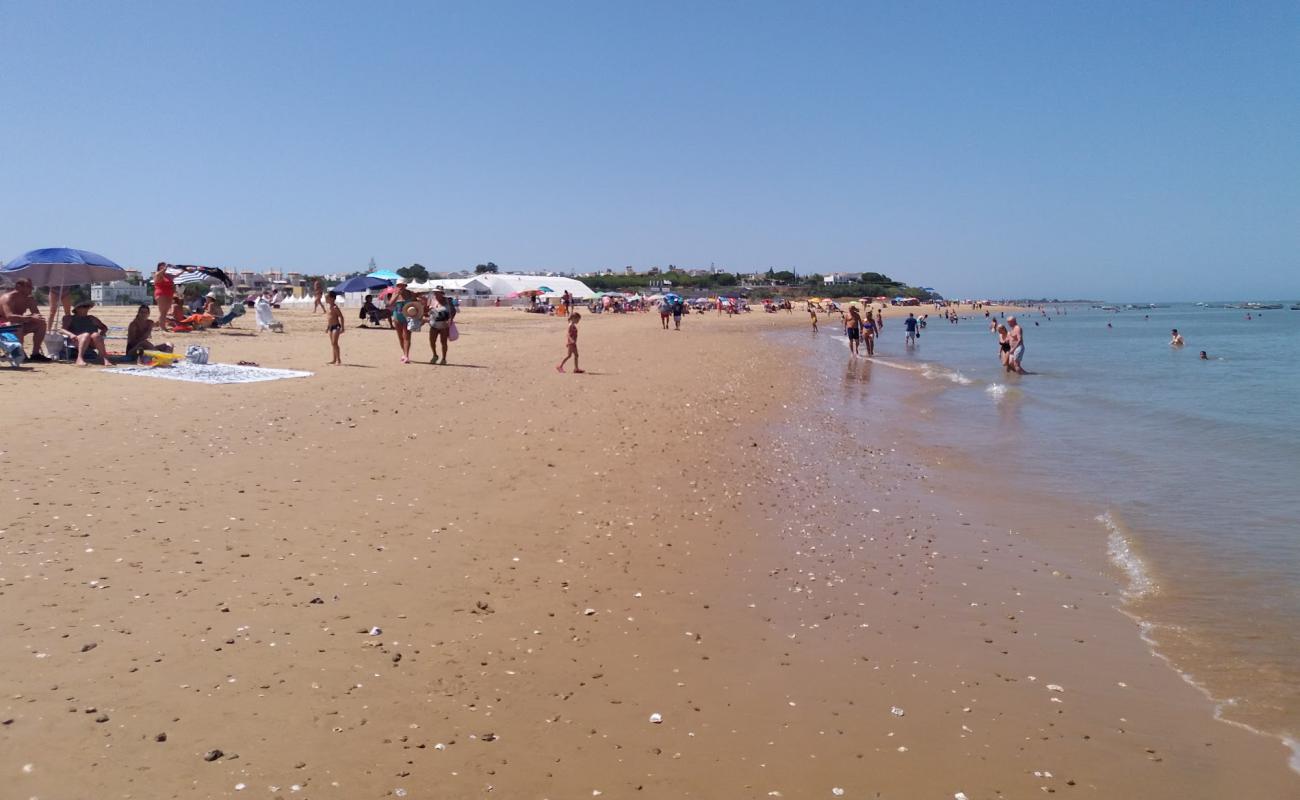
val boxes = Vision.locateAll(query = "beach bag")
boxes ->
[448,321,459,342]
[185,345,210,365]
[45,331,70,359]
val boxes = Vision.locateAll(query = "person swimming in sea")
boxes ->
[1170,329,1185,347]
[1200,350,1209,360]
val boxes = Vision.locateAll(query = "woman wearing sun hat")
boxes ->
[389,280,422,363]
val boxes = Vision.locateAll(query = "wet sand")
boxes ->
[1,304,1295,798]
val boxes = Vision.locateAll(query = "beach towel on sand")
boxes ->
[106,361,312,384]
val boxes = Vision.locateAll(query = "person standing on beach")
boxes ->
[325,291,344,365]
[427,286,456,365]
[556,312,584,373]
[389,280,419,363]
[659,297,672,329]
[312,279,325,314]
[862,309,876,356]
[1006,316,1026,373]
[996,324,1011,369]
[845,306,863,356]
[809,307,819,333]
[672,297,684,330]
[153,262,175,332]
[904,313,918,346]
[875,308,883,332]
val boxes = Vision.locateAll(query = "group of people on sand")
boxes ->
[340,280,460,365]
[0,276,175,366]
[992,315,1027,374]
[151,262,246,332]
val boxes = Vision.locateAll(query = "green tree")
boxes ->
[475,262,499,274]
[399,263,429,283]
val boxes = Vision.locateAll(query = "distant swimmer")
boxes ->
[1006,316,1026,374]
[1170,329,1185,347]
[1200,350,1209,360]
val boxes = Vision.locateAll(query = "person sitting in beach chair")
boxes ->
[0,278,53,362]
[360,294,393,328]
[60,300,112,366]
[205,296,244,328]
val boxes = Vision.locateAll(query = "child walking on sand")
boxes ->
[556,312,584,373]
[326,291,344,365]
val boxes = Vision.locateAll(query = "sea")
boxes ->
[810,302,1300,770]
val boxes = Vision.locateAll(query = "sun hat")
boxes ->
[74,299,95,309]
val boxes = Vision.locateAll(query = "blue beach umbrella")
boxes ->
[3,248,127,332]
[367,269,402,281]
[2,247,125,286]
[335,275,393,293]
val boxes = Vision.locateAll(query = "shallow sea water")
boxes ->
[805,303,1300,768]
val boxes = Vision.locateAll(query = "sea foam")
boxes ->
[1098,511,1157,599]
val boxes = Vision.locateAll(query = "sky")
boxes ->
[1,1,1297,300]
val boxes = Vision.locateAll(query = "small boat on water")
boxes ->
[1291,304,1300,310]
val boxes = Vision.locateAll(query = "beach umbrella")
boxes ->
[335,275,392,293]
[368,269,402,281]
[2,248,127,332]
[167,265,234,287]
[537,285,555,293]
[168,267,222,287]
[2,247,125,286]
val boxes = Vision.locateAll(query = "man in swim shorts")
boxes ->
[1006,316,1026,374]
[0,278,52,361]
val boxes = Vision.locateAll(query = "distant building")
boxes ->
[90,281,149,305]
[236,271,273,290]
[823,272,859,285]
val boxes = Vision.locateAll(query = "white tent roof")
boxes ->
[410,273,595,299]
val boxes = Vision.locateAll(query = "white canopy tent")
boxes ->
[409,274,595,300]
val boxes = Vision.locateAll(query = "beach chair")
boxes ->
[0,324,25,367]
[255,299,283,332]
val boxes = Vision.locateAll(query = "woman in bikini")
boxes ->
[389,282,421,363]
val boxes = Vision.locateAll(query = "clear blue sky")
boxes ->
[2,1,1296,300]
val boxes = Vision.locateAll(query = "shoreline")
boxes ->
[830,313,1300,775]
[790,323,1300,789]
[1,306,1295,797]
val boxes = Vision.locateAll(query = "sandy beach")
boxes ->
[2,304,1296,799]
